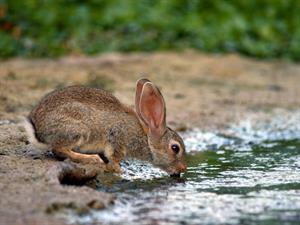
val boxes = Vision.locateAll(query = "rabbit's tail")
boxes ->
[23,117,48,150]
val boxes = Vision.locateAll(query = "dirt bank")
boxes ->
[0,51,300,224]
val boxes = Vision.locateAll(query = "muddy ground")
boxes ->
[0,51,300,225]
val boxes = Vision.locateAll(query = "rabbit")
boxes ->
[25,78,187,176]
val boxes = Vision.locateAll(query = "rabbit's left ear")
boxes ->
[135,78,150,128]
[139,82,166,139]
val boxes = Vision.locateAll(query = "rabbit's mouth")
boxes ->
[158,165,184,177]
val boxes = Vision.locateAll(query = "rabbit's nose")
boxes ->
[177,162,187,172]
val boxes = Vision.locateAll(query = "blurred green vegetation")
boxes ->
[0,0,300,59]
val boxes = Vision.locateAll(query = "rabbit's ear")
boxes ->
[135,78,150,127]
[140,82,166,139]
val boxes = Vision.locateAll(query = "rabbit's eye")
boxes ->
[171,144,180,154]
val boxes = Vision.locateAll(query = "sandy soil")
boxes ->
[0,51,300,225]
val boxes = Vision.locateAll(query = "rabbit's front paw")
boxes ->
[105,162,122,173]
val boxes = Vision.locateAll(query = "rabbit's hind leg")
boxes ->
[52,146,103,164]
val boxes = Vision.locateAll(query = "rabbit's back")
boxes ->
[29,86,137,147]
[33,86,124,113]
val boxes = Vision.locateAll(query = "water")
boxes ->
[70,111,300,225]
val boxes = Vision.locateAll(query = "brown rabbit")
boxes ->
[26,78,187,176]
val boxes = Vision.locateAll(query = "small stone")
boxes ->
[87,199,105,210]
[174,93,185,99]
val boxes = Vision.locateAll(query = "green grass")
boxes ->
[1,0,300,60]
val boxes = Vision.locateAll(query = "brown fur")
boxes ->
[28,80,187,175]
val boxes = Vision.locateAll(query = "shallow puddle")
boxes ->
[70,111,300,225]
